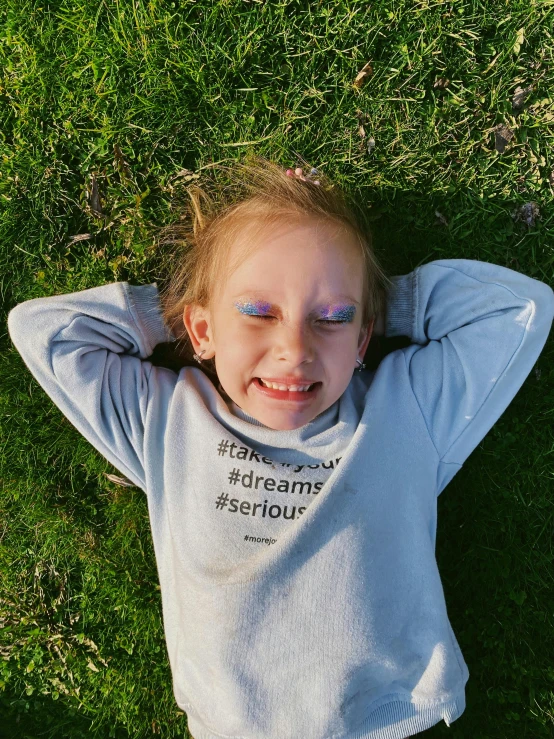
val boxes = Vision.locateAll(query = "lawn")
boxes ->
[1,0,554,737]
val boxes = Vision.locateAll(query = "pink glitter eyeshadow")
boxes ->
[320,304,356,322]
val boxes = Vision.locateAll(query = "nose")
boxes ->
[273,321,315,366]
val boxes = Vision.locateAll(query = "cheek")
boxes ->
[220,326,260,369]
[219,317,246,345]
[326,327,357,348]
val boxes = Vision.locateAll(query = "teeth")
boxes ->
[259,379,314,391]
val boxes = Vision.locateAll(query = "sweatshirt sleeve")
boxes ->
[7,281,176,492]
[383,259,554,489]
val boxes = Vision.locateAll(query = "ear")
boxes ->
[357,318,375,360]
[182,304,216,359]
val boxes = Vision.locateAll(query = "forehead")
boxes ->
[219,218,363,300]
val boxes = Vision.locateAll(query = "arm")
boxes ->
[7,282,177,491]
[382,259,554,493]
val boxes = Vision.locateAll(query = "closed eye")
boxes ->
[248,315,347,325]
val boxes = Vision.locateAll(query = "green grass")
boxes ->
[1,0,554,736]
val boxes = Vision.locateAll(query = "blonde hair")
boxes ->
[155,154,392,375]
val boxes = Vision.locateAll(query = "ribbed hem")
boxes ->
[124,282,175,353]
[386,273,415,339]
[185,693,466,739]
[228,401,273,428]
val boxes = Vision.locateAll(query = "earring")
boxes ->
[193,350,206,363]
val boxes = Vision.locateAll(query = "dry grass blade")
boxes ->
[103,473,135,487]
[67,233,92,244]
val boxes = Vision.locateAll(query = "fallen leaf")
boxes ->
[367,137,375,154]
[433,78,450,90]
[353,61,373,88]
[356,110,369,139]
[87,660,99,672]
[494,124,514,153]
[513,28,525,55]
[169,168,199,183]
[512,201,540,227]
[512,85,533,111]
[113,144,133,183]
[87,174,104,217]
[435,210,449,226]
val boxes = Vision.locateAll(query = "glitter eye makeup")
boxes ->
[319,304,356,322]
[234,299,356,323]
[234,300,272,316]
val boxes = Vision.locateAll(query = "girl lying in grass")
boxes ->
[8,155,554,739]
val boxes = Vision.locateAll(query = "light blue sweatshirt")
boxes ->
[7,259,554,739]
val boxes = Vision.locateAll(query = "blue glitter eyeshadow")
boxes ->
[234,300,272,316]
[321,304,356,322]
[234,299,356,321]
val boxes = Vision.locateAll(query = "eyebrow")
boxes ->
[232,291,359,306]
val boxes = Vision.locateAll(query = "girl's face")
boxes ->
[183,219,373,430]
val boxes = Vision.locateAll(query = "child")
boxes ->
[7,156,554,739]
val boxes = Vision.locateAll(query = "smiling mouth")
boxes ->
[253,377,321,400]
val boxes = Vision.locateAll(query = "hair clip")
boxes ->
[285,167,320,186]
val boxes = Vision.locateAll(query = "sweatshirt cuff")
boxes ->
[386,273,415,338]
[124,282,176,353]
